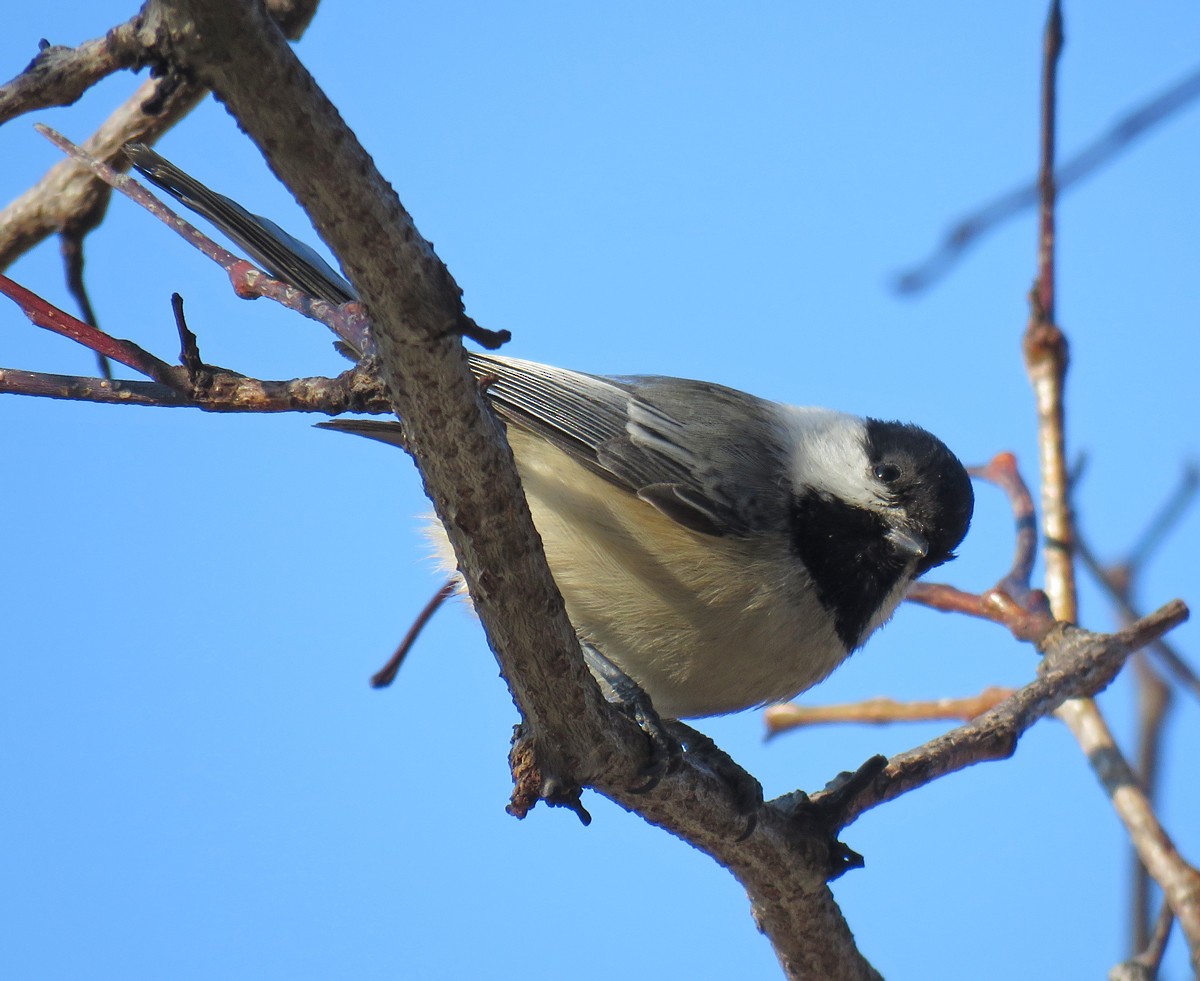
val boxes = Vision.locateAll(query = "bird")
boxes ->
[126,145,974,723]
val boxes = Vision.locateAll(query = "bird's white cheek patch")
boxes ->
[776,406,886,513]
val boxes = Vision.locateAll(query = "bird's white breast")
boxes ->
[431,431,874,718]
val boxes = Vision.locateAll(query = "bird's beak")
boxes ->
[887,526,928,559]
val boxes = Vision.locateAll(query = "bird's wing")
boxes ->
[467,353,789,537]
[318,355,789,538]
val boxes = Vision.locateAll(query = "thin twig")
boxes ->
[371,578,460,688]
[0,368,181,405]
[1024,0,1076,623]
[0,363,389,414]
[971,452,1040,597]
[1035,0,1062,326]
[1073,470,1197,953]
[1108,901,1175,981]
[763,688,1013,737]
[835,600,1188,825]
[1126,465,1200,574]
[60,229,112,381]
[1130,655,1173,955]
[1079,541,1200,704]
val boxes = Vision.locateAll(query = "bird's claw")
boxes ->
[626,691,684,793]
[581,644,761,836]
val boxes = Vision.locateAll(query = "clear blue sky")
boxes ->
[3,3,1198,979]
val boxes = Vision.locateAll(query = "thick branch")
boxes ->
[131,2,888,975]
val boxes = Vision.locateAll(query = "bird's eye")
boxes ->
[874,463,902,483]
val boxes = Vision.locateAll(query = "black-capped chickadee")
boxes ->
[127,146,975,721]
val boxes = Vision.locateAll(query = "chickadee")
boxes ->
[127,146,975,721]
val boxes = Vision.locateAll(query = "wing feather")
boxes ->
[468,353,790,537]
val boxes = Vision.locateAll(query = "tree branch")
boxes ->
[0,269,388,414]
[1075,469,1198,957]
[835,600,1188,824]
[764,688,1014,736]
[1021,4,1200,968]
[0,20,145,125]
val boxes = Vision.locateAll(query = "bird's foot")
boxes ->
[581,645,760,835]
[582,644,683,791]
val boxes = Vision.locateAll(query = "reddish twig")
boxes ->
[906,583,1053,643]
[0,271,176,383]
[371,578,460,688]
[0,275,391,414]
[908,452,1052,638]
[970,451,1039,597]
